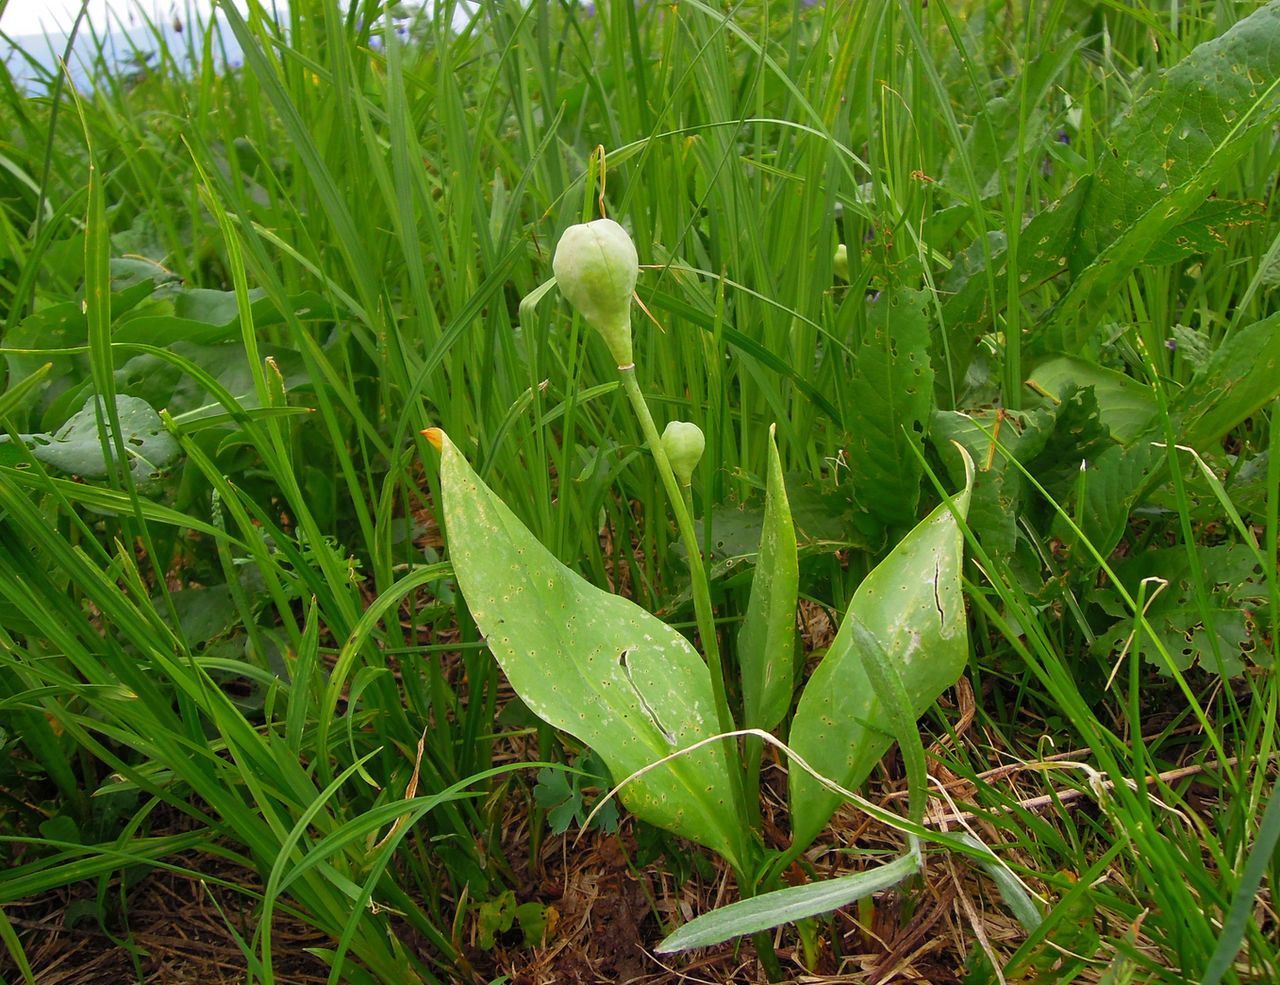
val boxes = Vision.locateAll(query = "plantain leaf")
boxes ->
[788,449,973,851]
[737,424,799,732]
[433,431,747,870]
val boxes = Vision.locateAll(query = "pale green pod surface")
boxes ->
[552,218,638,366]
[660,421,705,486]
[788,449,974,851]
[833,243,849,282]
[434,430,746,870]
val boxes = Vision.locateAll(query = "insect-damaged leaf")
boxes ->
[19,395,180,485]
[788,449,973,851]
[941,1,1280,366]
[433,431,747,870]
[847,288,934,531]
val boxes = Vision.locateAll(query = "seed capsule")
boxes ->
[552,218,639,366]
[661,421,705,486]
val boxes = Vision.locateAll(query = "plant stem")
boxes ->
[625,375,781,978]
[618,366,752,851]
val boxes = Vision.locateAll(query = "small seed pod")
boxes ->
[661,421,705,486]
[552,218,639,367]
[833,243,849,282]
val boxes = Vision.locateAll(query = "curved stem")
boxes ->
[621,367,783,980]
[618,367,750,842]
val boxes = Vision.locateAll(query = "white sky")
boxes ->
[2,1,253,36]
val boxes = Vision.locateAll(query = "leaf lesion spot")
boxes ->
[618,648,677,745]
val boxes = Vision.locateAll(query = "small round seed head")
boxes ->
[552,218,639,366]
[661,421,705,486]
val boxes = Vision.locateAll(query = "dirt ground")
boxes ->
[1,763,1029,985]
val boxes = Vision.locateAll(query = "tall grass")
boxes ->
[0,0,1277,981]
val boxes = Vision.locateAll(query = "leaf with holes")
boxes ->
[788,449,973,851]
[22,395,179,485]
[942,2,1280,365]
[433,430,748,870]
[1036,1,1280,352]
[1091,544,1268,677]
[847,288,935,531]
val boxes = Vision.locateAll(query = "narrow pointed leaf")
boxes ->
[656,851,920,953]
[434,431,746,869]
[789,451,973,851]
[952,833,1043,932]
[738,424,799,732]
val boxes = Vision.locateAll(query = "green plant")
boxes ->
[1,0,1278,979]
[427,214,983,973]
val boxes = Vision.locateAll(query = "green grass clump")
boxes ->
[0,0,1277,981]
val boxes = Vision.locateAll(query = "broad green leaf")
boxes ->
[1091,544,1267,677]
[1171,311,1280,451]
[1022,386,1116,497]
[930,408,1054,558]
[1037,312,1280,561]
[114,341,309,420]
[788,450,973,851]
[943,2,1280,362]
[657,850,920,952]
[1143,199,1267,266]
[1037,1,1280,351]
[1027,356,1158,445]
[1061,441,1164,562]
[434,431,747,869]
[737,425,799,733]
[19,395,179,484]
[847,288,935,530]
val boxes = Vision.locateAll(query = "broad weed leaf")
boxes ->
[943,2,1280,366]
[847,288,935,531]
[1171,311,1280,451]
[1036,1,1280,351]
[434,431,747,869]
[25,395,179,485]
[788,449,973,851]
